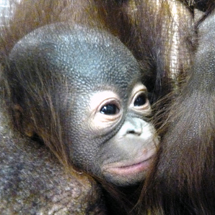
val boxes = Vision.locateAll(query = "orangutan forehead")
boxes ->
[9,23,141,86]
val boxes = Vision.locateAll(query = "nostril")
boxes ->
[127,129,142,136]
[127,130,135,134]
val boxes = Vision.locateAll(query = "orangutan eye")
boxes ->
[100,103,120,115]
[89,92,122,129]
[134,93,147,106]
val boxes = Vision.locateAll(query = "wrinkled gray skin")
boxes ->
[0,95,105,214]
[6,23,157,187]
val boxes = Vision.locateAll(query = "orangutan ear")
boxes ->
[13,104,34,137]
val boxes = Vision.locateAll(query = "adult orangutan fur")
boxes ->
[136,2,215,215]
[0,0,196,215]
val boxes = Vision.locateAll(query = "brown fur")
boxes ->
[138,2,215,215]
[0,0,195,214]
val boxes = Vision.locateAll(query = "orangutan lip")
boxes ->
[103,156,154,176]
